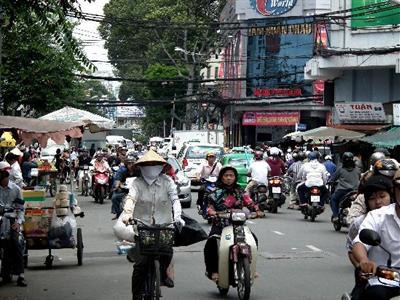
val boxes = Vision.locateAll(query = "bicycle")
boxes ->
[129,218,175,300]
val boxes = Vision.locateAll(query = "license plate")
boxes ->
[83,166,89,170]
[272,187,281,193]
[311,195,320,203]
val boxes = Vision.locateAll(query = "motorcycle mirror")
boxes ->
[359,229,381,246]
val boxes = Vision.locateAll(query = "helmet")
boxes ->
[364,175,393,208]
[308,151,318,161]
[370,152,385,167]
[342,152,354,163]
[292,152,299,161]
[254,150,263,160]
[375,148,390,157]
[270,147,280,156]
[373,159,398,178]
[298,151,306,161]
[206,151,216,159]
[324,155,332,161]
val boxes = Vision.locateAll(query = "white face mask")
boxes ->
[139,165,164,185]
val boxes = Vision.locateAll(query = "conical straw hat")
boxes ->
[135,149,166,165]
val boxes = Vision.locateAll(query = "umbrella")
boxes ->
[300,126,365,142]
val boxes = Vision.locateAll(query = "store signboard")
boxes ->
[242,111,300,126]
[393,104,400,126]
[351,0,400,28]
[335,102,386,123]
[250,0,298,16]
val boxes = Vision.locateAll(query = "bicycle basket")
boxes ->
[137,226,175,255]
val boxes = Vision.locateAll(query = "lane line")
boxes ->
[272,230,285,236]
[306,244,322,252]
[247,220,255,224]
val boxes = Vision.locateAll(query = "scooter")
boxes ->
[80,165,90,197]
[198,176,218,223]
[92,171,110,204]
[214,210,258,300]
[332,190,358,232]
[266,176,286,213]
[300,185,324,222]
[251,183,268,211]
[341,229,400,300]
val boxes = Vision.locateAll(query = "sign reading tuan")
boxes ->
[250,0,298,16]
[242,111,300,126]
[335,102,386,123]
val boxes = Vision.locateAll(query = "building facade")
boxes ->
[304,0,400,131]
[219,0,332,146]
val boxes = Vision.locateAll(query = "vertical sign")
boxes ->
[393,104,400,126]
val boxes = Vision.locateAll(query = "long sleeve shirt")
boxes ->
[0,181,24,238]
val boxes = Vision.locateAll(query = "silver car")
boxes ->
[167,156,192,208]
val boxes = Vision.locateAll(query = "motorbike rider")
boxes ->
[76,149,92,191]
[121,150,185,297]
[91,153,111,190]
[204,166,264,282]
[0,162,27,287]
[329,152,361,223]
[287,151,304,209]
[323,155,337,178]
[266,147,285,177]
[347,157,397,225]
[111,154,139,220]
[350,171,400,300]
[245,150,271,194]
[195,151,222,213]
[297,151,329,208]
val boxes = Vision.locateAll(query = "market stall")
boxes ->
[283,126,365,143]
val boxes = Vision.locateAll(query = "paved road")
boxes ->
[1,193,354,300]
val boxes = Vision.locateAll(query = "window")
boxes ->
[215,67,219,79]
[207,67,211,79]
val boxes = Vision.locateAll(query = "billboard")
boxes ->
[116,106,145,118]
[352,0,400,28]
[335,102,386,123]
[242,111,300,126]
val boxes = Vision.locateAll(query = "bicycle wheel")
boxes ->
[153,259,161,300]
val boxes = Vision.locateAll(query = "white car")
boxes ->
[176,143,224,184]
[167,156,192,208]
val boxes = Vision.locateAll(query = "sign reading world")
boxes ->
[250,0,298,16]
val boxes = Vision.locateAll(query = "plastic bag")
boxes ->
[113,212,135,242]
[49,211,77,248]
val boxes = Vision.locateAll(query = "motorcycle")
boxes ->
[198,176,218,223]
[300,185,324,222]
[80,165,90,197]
[265,176,286,213]
[251,183,268,211]
[213,210,258,300]
[92,170,110,204]
[341,228,400,300]
[59,158,71,184]
[332,190,358,232]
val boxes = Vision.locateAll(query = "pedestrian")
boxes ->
[21,152,38,186]
[5,152,24,188]
[0,162,27,287]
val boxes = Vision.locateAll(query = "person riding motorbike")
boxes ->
[195,151,222,213]
[349,171,400,300]
[329,152,361,223]
[111,155,139,220]
[203,166,264,282]
[286,151,304,209]
[323,155,337,178]
[245,150,271,194]
[121,150,185,298]
[91,153,111,191]
[297,151,329,208]
[347,158,398,225]
[266,147,285,177]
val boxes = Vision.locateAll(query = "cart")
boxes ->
[31,168,58,197]
[22,190,84,269]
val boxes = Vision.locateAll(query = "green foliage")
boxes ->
[1,1,95,115]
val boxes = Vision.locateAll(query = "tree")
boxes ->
[99,0,226,129]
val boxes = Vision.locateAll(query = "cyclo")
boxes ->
[128,217,176,300]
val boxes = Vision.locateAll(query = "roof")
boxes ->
[332,124,390,134]
[360,127,400,149]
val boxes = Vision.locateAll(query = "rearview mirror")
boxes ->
[359,229,381,246]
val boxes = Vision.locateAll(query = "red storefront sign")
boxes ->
[242,112,300,126]
[254,88,302,97]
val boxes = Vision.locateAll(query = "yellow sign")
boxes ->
[0,132,16,148]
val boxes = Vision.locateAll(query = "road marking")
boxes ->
[247,220,255,224]
[272,230,285,236]
[291,248,297,250]
[306,245,322,252]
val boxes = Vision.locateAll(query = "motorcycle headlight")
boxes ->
[231,212,246,222]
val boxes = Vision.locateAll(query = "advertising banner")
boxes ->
[242,111,300,126]
[335,102,386,123]
[351,0,400,28]
[393,104,400,126]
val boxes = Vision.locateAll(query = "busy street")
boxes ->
[1,192,355,300]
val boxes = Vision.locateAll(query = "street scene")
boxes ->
[1,0,400,300]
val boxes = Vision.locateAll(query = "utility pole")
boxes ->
[0,6,3,115]
[170,94,176,134]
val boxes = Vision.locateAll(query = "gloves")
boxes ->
[174,217,185,233]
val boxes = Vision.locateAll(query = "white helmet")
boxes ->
[270,147,280,156]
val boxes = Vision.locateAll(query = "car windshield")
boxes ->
[167,157,181,172]
[186,146,223,159]
[228,157,250,168]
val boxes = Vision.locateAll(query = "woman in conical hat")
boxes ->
[121,149,184,295]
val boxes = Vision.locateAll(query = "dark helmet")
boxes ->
[292,152,299,161]
[373,159,398,178]
[254,150,263,160]
[308,151,319,161]
[363,175,393,209]
[370,152,385,167]
[342,152,354,162]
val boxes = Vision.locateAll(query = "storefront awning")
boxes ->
[332,124,390,134]
[360,127,400,149]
